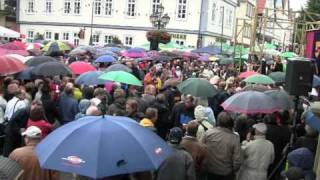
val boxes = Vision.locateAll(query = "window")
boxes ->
[92,34,100,44]
[64,0,71,14]
[63,32,69,40]
[105,0,113,16]
[246,3,254,18]
[172,33,186,46]
[94,0,102,15]
[104,35,113,44]
[127,0,136,17]
[219,6,224,25]
[177,0,187,19]
[45,32,52,40]
[74,33,79,46]
[27,0,34,13]
[27,30,34,42]
[152,0,161,13]
[125,36,133,46]
[74,0,81,14]
[45,0,52,13]
[243,25,251,38]
[176,40,185,46]
[228,9,233,26]
[211,3,216,23]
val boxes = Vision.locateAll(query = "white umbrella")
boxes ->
[0,26,20,38]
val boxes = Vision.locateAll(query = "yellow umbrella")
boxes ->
[209,56,219,61]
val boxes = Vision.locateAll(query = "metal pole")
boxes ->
[220,6,224,54]
[89,0,94,45]
[197,0,204,48]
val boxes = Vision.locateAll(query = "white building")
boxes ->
[235,0,255,46]
[17,0,237,48]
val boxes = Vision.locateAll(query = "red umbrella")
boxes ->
[0,55,26,75]
[69,61,96,75]
[0,41,25,50]
[0,48,29,56]
[239,71,259,78]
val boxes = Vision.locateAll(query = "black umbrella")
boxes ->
[25,56,57,67]
[153,55,175,61]
[265,89,294,110]
[15,67,34,80]
[105,63,132,73]
[32,62,72,76]
[0,156,22,179]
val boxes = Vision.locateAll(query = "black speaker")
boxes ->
[285,60,313,96]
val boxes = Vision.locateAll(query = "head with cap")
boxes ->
[168,127,183,144]
[253,123,267,136]
[21,126,42,145]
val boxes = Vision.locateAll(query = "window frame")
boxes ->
[176,0,187,20]
[27,0,35,14]
[104,0,113,16]
[45,0,52,14]
[126,0,137,17]
[92,34,100,45]
[124,36,133,46]
[104,35,114,45]
[27,30,34,42]
[74,0,81,15]
[211,2,216,24]
[63,32,70,41]
[63,0,72,14]
[45,31,52,40]
[151,0,161,14]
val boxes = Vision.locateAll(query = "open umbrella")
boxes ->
[95,55,117,63]
[32,62,72,76]
[239,71,259,78]
[268,72,286,83]
[177,78,218,97]
[6,54,27,63]
[15,67,34,80]
[25,56,57,67]
[0,41,25,50]
[265,90,294,110]
[242,84,270,92]
[122,48,147,58]
[0,55,26,75]
[95,50,118,58]
[26,43,43,50]
[106,47,122,53]
[69,48,87,55]
[36,115,172,179]
[75,71,105,86]
[105,64,132,73]
[43,41,71,52]
[219,57,234,65]
[69,61,96,75]
[222,91,280,114]
[192,45,221,55]
[99,71,142,86]
[244,74,275,85]
[0,48,29,56]
[280,52,297,58]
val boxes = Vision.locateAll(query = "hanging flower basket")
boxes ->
[146,30,171,44]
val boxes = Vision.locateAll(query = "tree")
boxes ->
[34,33,44,40]
[112,36,122,45]
[305,0,320,21]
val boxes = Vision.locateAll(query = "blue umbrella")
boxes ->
[95,55,117,63]
[313,75,320,87]
[192,45,221,55]
[75,71,105,86]
[36,116,172,179]
[127,47,146,53]
[95,50,118,58]
[15,67,34,80]
[107,47,122,53]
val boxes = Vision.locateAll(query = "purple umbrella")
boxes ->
[122,48,147,58]
[198,55,209,61]
[221,91,280,114]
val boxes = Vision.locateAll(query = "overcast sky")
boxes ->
[290,0,307,10]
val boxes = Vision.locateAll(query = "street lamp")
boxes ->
[149,4,170,50]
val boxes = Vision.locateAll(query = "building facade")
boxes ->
[235,0,255,46]
[17,0,237,48]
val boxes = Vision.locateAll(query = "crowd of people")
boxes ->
[0,50,318,180]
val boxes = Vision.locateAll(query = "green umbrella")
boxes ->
[42,41,71,51]
[99,71,142,86]
[268,72,286,83]
[244,74,275,85]
[264,43,277,50]
[177,78,218,97]
[219,57,234,65]
[280,52,297,58]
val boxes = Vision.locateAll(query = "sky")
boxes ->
[290,0,307,10]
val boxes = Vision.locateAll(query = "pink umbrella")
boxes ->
[0,41,25,50]
[69,61,96,75]
[0,48,29,56]
[26,43,43,50]
[239,71,259,78]
[122,51,147,58]
[0,55,26,75]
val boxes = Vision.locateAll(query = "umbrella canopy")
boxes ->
[6,54,27,63]
[313,75,320,87]
[0,55,26,75]
[76,46,97,54]
[268,72,286,83]
[95,55,117,63]
[239,71,259,78]
[43,41,71,52]
[264,43,277,50]
[36,116,172,179]
[192,45,221,55]
[0,41,25,50]
[222,91,280,114]
[198,55,209,61]
[242,84,270,92]
[0,26,20,38]
[32,62,72,76]
[69,48,87,55]
[244,74,275,85]
[105,64,132,73]
[26,43,43,50]
[219,57,234,65]
[177,78,218,97]
[25,56,57,67]
[69,61,96,75]
[265,90,294,110]
[106,47,122,53]
[15,67,34,80]
[280,52,297,58]
[0,48,29,56]
[95,50,118,58]
[99,71,142,86]
[75,71,105,86]
[122,49,147,58]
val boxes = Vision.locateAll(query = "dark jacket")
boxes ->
[156,144,196,180]
[57,93,79,124]
[171,102,195,127]
[128,111,145,122]
[108,98,126,116]
[41,96,59,124]
[208,90,230,118]
[151,101,171,139]
[138,94,155,113]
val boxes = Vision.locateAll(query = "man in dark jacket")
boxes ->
[151,94,171,139]
[156,127,196,180]
[171,95,195,128]
[57,83,79,124]
[108,88,126,116]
